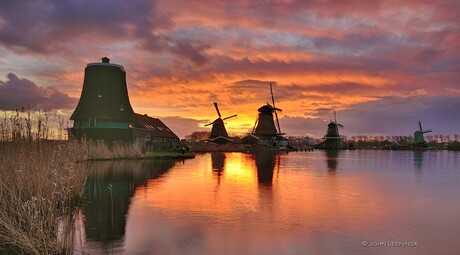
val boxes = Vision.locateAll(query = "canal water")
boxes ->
[74,150,460,255]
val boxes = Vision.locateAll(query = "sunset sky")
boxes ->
[0,0,459,138]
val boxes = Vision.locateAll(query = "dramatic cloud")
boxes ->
[0,0,459,137]
[0,73,77,110]
[0,0,164,53]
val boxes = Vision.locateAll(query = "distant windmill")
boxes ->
[242,83,288,148]
[413,121,431,147]
[323,111,344,149]
[205,102,237,144]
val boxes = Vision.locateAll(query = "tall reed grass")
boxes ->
[0,108,69,142]
[0,109,154,254]
[0,110,89,254]
[87,140,143,160]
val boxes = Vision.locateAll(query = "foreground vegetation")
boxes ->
[0,140,88,254]
[0,110,192,254]
[0,110,89,254]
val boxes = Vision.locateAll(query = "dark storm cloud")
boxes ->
[170,40,210,66]
[414,48,446,64]
[210,57,342,75]
[0,73,76,110]
[0,0,213,67]
[0,0,166,53]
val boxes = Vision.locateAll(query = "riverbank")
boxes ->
[88,151,195,161]
[86,140,195,160]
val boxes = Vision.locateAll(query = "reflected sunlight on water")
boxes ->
[75,150,460,255]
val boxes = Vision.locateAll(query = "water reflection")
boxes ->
[81,160,176,251]
[413,150,424,171]
[211,152,225,176]
[325,150,340,173]
[253,152,277,186]
[211,152,226,191]
[76,152,460,255]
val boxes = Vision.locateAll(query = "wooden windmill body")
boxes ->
[322,111,345,150]
[241,83,288,148]
[205,102,237,144]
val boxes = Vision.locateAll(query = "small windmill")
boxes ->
[325,111,343,138]
[322,111,344,149]
[205,102,237,144]
[251,83,283,136]
[413,121,431,147]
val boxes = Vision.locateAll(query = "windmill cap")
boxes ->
[258,104,281,113]
[87,57,125,71]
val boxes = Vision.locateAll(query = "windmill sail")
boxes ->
[270,83,282,134]
[214,102,222,118]
[413,121,432,147]
[206,102,237,144]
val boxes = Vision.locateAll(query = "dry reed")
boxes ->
[0,110,89,254]
[87,140,143,160]
[0,109,149,254]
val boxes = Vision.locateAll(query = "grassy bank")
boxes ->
[87,140,143,160]
[144,151,195,159]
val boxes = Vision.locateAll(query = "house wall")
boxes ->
[132,129,179,152]
[73,120,129,129]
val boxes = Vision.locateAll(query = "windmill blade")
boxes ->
[273,106,282,134]
[214,102,222,118]
[422,129,432,133]
[222,114,237,121]
[274,107,282,112]
[252,118,258,134]
[338,124,344,128]
[334,111,337,124]
[204,121,215,127]
[418,121,423,132]
[270,83,282,134]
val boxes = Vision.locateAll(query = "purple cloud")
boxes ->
[287,94,460,137]
[0,0,166,53]
[0,73,77,110]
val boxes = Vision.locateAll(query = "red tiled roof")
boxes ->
[133,113,179,139]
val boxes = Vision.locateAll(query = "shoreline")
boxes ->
[87,152,195,161]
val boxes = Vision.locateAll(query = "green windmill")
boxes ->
[413,121,432,147]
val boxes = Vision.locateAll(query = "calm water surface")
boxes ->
[74,150,460,255]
